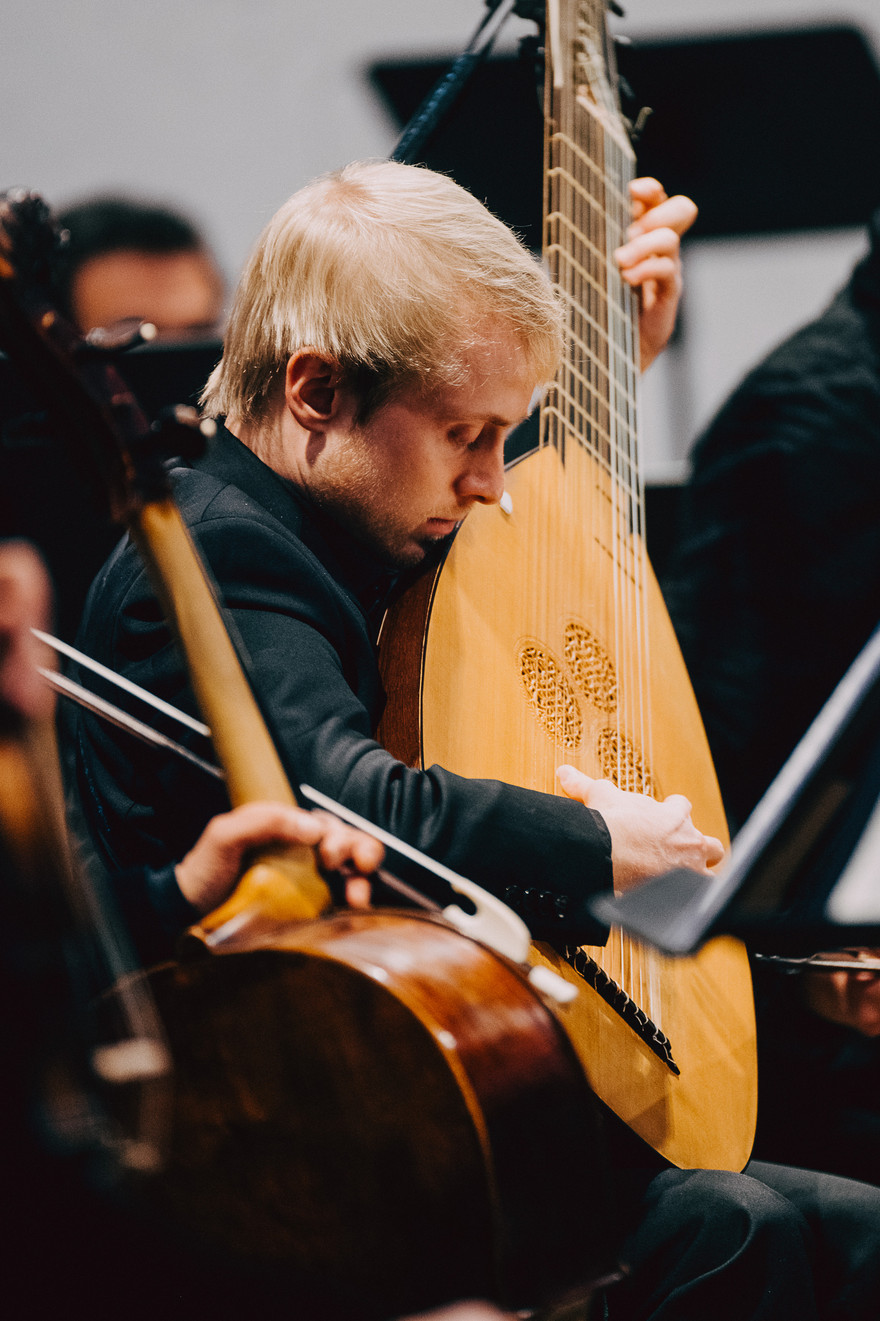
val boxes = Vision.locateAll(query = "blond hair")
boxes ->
[201,160,562,422]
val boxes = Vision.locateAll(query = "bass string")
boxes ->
[582,3,630,1003]
[544,1,657,1020]
[611,47,659,1023]
[562,2,650,1019]
[605,96,652,1021]
[598,78,637,1013]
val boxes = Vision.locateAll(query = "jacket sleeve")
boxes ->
[70,497,613,948]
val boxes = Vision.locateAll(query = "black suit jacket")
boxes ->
[67,424,613,952]
[662,210,880,833]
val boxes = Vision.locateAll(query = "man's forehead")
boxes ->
[438,325,538,404]
[416,369,539,427]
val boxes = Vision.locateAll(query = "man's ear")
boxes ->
[284,351,343,430]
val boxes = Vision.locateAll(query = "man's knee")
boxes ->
[643,1167,811,1255]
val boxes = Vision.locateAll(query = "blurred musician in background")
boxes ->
[662,209,880,1188]
[663,209,880,837]
[0,195,227,643]
[55,193,226,338]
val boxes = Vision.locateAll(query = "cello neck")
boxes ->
[129,497,333,931]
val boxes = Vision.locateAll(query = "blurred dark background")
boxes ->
[370,25,880,247]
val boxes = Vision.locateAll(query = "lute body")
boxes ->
[378,0,757,1172]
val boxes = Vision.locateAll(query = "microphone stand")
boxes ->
[391,0,540,164]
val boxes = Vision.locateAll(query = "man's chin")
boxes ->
[364,526,458,572]
[414,527,457,560]
[385,542,441,571]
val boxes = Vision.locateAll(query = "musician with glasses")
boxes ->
[64,162,880,1320]
[54,194,226,339]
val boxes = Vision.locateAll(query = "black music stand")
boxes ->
[591,621,880,953]
[0,339,222,639]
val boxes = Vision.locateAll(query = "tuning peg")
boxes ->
[630,105,653,142]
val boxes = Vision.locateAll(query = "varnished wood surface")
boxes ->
[137,910,614,1319]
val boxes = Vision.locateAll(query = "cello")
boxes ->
[378,0,757,1172]
[0,188,616,1318]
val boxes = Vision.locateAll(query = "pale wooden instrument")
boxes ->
[379,0,757,1171]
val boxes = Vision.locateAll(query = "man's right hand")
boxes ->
[557,764,725,893]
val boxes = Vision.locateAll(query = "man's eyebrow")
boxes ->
[473,413,530,428]
[441,407,532,429]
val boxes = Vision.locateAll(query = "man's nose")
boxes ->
[456,435,506,505]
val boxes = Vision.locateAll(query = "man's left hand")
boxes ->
[614,177,698,372]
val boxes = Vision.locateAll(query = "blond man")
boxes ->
[66,161,880,1320]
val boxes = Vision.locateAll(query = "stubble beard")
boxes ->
[305,438,433,570]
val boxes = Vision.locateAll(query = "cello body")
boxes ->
[139,909,613,1319]
[377,1,757,1172]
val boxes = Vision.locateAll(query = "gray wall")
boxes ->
[4,0,879,475]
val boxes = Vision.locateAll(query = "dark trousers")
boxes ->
[607,1160,880,1320]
